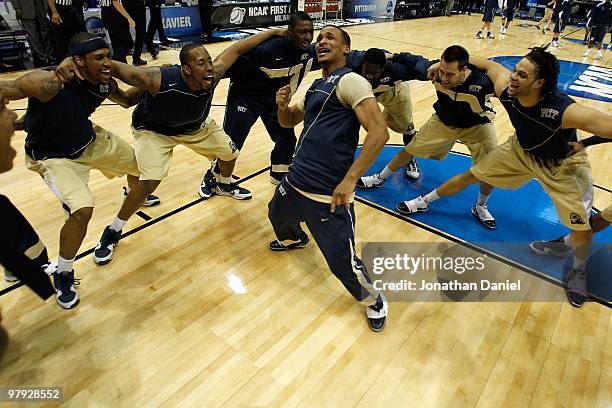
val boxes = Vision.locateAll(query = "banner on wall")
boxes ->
[161,6,202,36]
[350,0,378,18]
[212,3,293,29]
[376,0,395,19]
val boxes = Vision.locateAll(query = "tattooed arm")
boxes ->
[0,71,63,102]
[110,62,161,96]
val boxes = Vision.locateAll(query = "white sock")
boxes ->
[563,234,571,247]
[220,175,232,184]
[379,166,394,179]
[573,255,587,270]
[477,192,491,206]
[58,256,74,273]
[110,217,126,232]
[424,189,440,203]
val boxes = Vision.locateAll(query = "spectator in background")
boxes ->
[10,0,55,67]
[198,0,221,43]
[124,0,158,65]
[459,0,475,15]
[445,0,456,16]
[146,0,171,49]
[99,0,134,63]
[536,0,556,33]
[47,0,86,60]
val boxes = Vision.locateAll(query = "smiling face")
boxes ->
[438,58,467,89]
[508,57,544,97]
[288,20,314,51]
[315,27,350,66]
[182,46,214,90]
[74,48,112,84]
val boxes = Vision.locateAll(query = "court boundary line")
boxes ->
[1,150,610,308]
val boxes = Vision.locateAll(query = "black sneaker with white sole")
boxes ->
[214,183,252,200]
[471,203,496,230]
[123,187,160,207]
[94,226,121,265]
[405,158,420,180]
[269,235,310,251]
[396,196,429,215]
[53,270,80,309]
[356,174,385,189]
[366,301,388,332]
[564,267,588,307]
[528,237,571,257]
[198,169,217,199]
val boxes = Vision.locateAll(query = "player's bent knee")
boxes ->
[71,207,93,225]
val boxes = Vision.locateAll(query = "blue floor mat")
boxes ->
[355,146,612,303]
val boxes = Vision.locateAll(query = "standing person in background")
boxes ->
[99,0,135,63]
[446,0,456,16]
[582,0,595,44]
[47,0,86,60]
[582,0,611,59]
[198,0,215,43]
[550,0,572,47]
[536,0,556,33]
[476,0,497,39]
[500,0,516,34]
[123,0,158,65]
[459,0,475,15]
[146,0,171,49]
[10,0,55,67]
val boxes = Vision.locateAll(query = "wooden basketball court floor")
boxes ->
[0,15,610,407]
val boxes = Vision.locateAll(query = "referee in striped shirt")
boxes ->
[100,0,135,63]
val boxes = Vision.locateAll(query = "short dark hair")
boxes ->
[68,32,101,56]
[524,46,559,94]
[441,45,469,69]
[364,48,386,67]
[322,25,351,47]
[179,43,203,66]
[289,11,312,28]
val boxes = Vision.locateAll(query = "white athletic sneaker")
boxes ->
[366,299,388,332]
[595,50,603,59]
[405,158,420,180]
[356,173,385,189]
[396,196,429,215]
[583,49,590,57]
[471,203,496,230]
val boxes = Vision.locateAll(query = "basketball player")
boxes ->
[359,45,499,230]
[529,135,611,306]
[477,0,498,39]
[269,26,390,331]
[0,33,158,309]
[536,0,556,33]
[198,12,316,195]
[400,47,612,307]
[58,29,289,265]
[551,0,572,47]
[500,0,516,34]
[347,47,435,179]
[0,93,55,301]
[582,0,611,59]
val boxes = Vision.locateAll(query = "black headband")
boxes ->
[69,37,109,56]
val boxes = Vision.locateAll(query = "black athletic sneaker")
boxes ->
[269,235,310,251]
[529,237,571,257]
[94,227,122,265]
[405,158,420,180]
[366,301,388,332]
[53,270,80,309]
[198,169,217,199]
[123,187,160,207]
[214,183,252,200]
[564,267,588,307]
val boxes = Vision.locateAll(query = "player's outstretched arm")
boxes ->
[467,57,511,97]
[331,96,389,212]
[110,62,161,95]
[562,103,612,139]
[276,85,304,128]
[0,71,63,102]
[212,28,288,82]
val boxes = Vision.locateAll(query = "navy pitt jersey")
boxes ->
[499,87,578,159]
[346,50,433,96]
[24,78,113,160]
[433,66,496,128]
[225,36,318,101]
[288,68,365,197]
[132,65,214,136]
